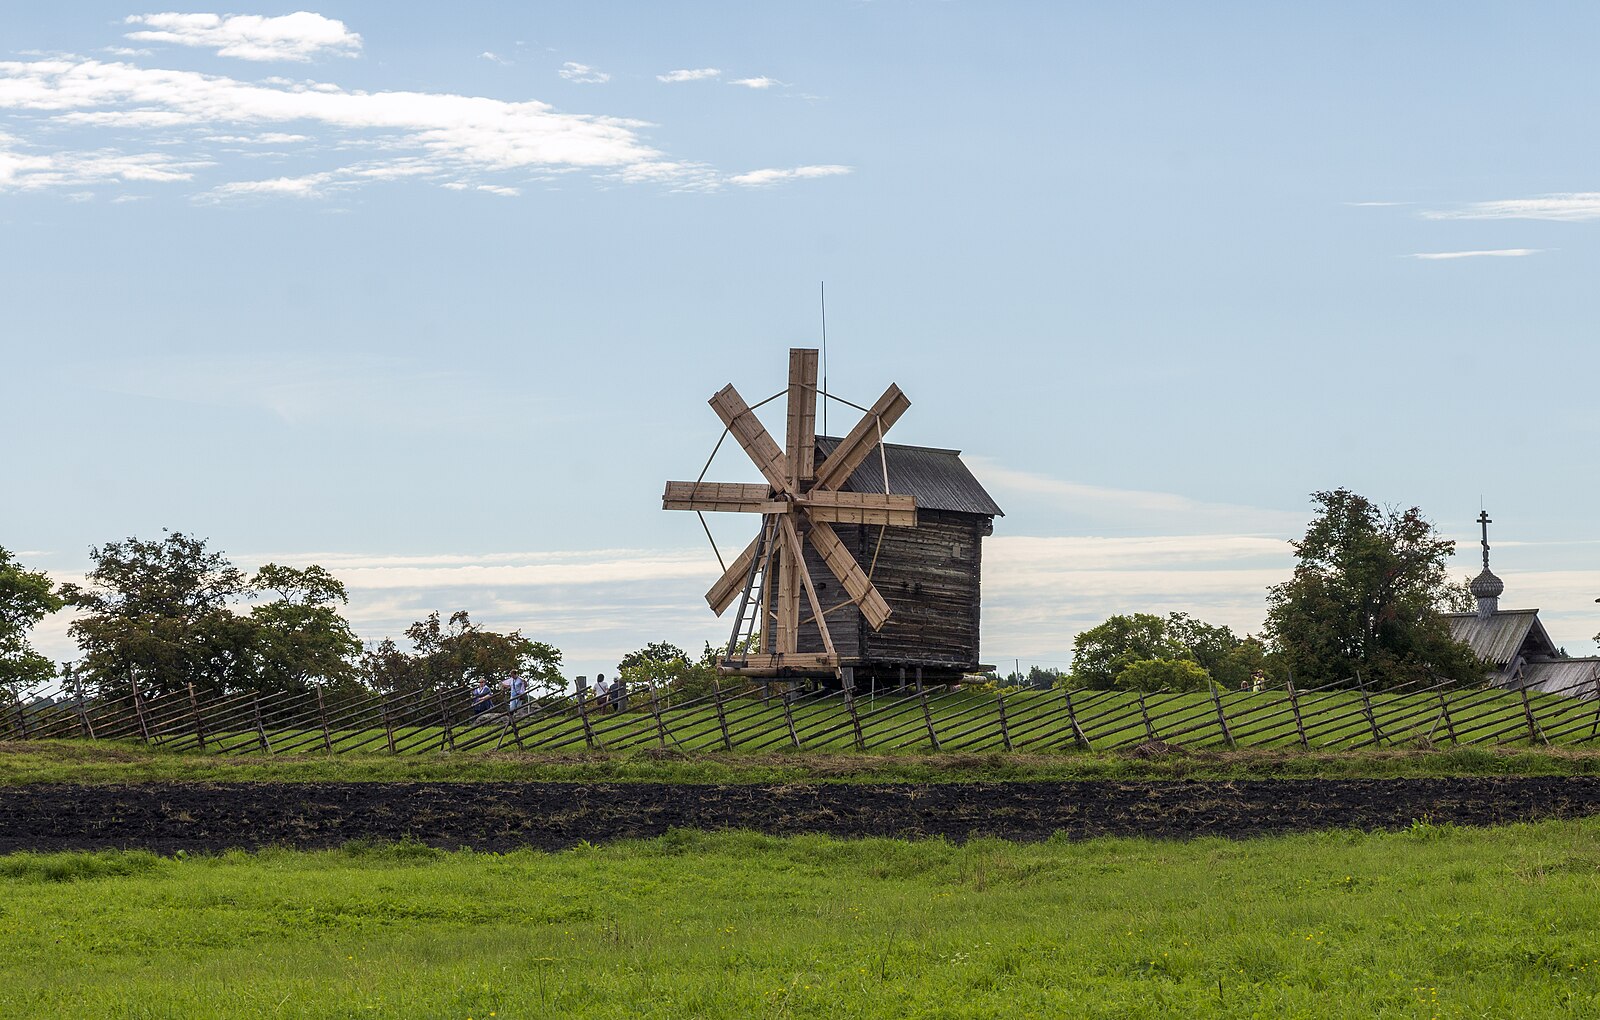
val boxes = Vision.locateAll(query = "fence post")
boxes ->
[1062,688,1091,750]
[780,682,802,749]
[1137,691,1156,742]
[575,688,597,750]
[436,689,455,751]
[1355,671,1383,746]
[1436,689,1458,745]
[1208,682,1236,749]
[711,678,733,750]
[916,669,941,751]
[841,668,865,751]
[1286,677,1309,749]
[995,692,1013,751]
[187,683,206,751]
[1518,687,1546,745]
[252,695,272,754]
[13,697,30,741]
[648,680,669,749]
[76,696,96,741]
[130,673,151,744]
[316,688,333,753]
[381,698,397,754]
[504,685,525,750]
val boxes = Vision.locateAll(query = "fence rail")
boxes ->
[3,670,1599,757]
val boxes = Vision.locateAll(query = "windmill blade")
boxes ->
[775,534,801,654]
[784,348,818,489]
[705,535,760,615]
[812,383,911,492]
[663,481,778,514]
[710,384,791,493]
[808,520,893,630]
[800,490,917,527]
[780,515,836,658]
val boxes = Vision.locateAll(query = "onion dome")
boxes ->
[1471,568,1504,600]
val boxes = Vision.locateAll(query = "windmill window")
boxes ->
[952,543,966,560]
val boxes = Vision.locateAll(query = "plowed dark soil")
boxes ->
[4,777,1600,853]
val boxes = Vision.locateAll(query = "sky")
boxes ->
[5,2,1600,681]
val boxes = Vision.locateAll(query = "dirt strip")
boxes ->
[4,777,1600,853]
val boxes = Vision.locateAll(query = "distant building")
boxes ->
[1443,511,1600,698]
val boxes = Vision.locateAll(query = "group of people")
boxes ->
[470,674,529,716]
[591,673,629,713]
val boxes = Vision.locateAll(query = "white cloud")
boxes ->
[124,12,362,62]
[0,132,210,190]
[208,171,334,198]
[657,68,720,83]
[1410,248,1541,260]
[558,61,609,84]
[1424,193,1600,222]
[728,164,851,186]
[477,183,520,197]
[730,76,782,89]
[0,56,670,195]
[480,51,512,66]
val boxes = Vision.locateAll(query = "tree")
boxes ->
[618,641,688,674]
[1115,657,1211,693]
[1069,613,1189,689]
[63,531,253,698]
[362,611,564,695]
[248,564,361,695]
[1264,489,1482,688]
[0,546,63,696]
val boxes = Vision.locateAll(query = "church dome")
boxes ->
[1470,568,1504,600]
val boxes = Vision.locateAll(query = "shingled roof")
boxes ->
[1444,609,1558,668]
[815,437,1003,517]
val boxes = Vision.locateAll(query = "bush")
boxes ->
[1114,657,1211,692]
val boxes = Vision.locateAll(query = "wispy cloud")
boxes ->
[558,61,609,84]
[658,68,720,83]
[730,76,783,89]
[480,51,512,66]
[1410,248,1541,260]
[729,164,850,186]
[124,12,361,62]
[1424,193,1600,222]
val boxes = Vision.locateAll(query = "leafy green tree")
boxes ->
[63,531,253,698]
[1114,657,1211,692]
[618,641,688,674]
[1069,613,1188,689]
[248,564,361,695]
[618,641,724,699]
[1264,489,1482,688]
[0,546,63,696]
[364,610,564,695]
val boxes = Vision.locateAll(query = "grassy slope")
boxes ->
[2,822,1599,1018]
[7,738,1600,785]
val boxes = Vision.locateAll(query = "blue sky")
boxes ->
[5,2,1600,678]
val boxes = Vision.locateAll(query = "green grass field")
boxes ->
[9,738,1600,786]
[3,821,1598,1018]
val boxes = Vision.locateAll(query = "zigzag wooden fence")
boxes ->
[3,669,1598,756]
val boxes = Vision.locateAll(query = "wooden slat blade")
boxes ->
[705,535,759,615]
[799,490,917,527]
[784,348,818,489]
[808,520,893,630]
[781,515,835,658]
[812,383,911,492]
[718,652,839,674]
[776,539,801,654]
[710,384,790,493]
[663,481,774,514]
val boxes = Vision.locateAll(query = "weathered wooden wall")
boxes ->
[794,510,989,674]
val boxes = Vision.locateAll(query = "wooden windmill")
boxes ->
[663,349,917,675]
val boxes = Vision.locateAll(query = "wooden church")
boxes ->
[663,349,1003,683]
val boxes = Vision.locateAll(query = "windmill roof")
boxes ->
[815,437,1004,517]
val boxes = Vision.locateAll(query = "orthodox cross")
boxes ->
[1477,509,1492,570]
